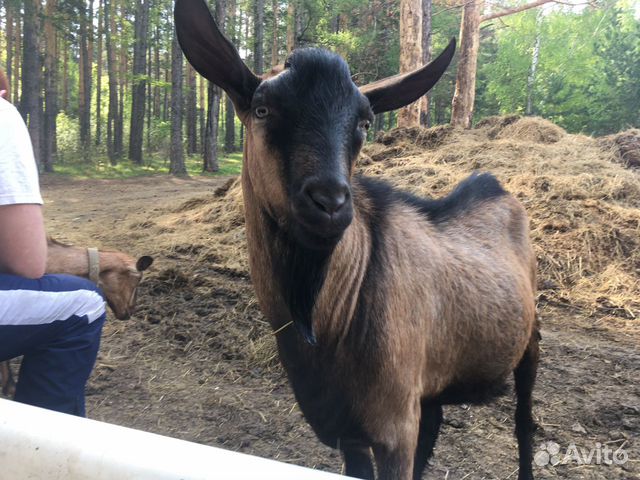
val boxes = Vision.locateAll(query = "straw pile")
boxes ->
[151,116,640,335]
[599,128,640,168]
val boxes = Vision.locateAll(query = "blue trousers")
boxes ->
[0,273,106,416]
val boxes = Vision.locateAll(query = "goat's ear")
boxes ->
[360,38,456,115]
[174,0,260,113]
[136,256,154,272]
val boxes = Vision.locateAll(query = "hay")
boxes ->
[148,116,640,336]
[496,116,565,143]
[474,114,521,139]
[598,129,640,168]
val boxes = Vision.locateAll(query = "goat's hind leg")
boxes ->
[413,402,443,480]
[342,445,374,480]
[514,331,540,480]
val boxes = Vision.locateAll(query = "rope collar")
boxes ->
[87,248,101,286]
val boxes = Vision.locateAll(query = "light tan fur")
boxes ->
[46,238,151,320]
[242,123,290,218]
[0,238,152,398]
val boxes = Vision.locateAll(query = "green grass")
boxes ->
[47,151,243,180]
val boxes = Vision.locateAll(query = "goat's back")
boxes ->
[351,174,536,402]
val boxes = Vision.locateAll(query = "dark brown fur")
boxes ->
[174,1,538,478]
[243,168,538,479]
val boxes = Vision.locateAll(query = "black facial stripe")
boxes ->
[256,48,369,179]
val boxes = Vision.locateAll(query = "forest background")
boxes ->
[3,0,639,177]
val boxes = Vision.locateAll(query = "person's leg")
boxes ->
[0,273,106,416]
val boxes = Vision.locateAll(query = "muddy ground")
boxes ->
[24,174,640,478]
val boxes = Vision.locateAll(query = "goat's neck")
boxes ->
[46,242,117,278]
[308,209,371,342]
[242,174,371,342]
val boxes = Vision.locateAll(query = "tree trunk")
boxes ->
[96,0,104,146]
[186,64,198,154]
[451,0,483,128]
[129,0,151,164]
[203,0,227,171]
[199,74,206,152]
[13,12,21,105]
[170,31,186,176]
[330,14,339,35]
[43,0,59,173]
[146,41,152,151]
[526,11,543,116]
[21,0,41,167]
[373,113,385,134]
[163,67,169,122]
[294,2,303,46]
[271,0,279,67]
[154,25,161,118]
[79,16,86,125]
[79,1,92,149]
[254,0,265,74]
[105,0,120,164]
[398,0,422,127]
[286,1,295,54]
[225,0,236,153]
[203,83,221,172]
[117,0,126,159]
[62,36,69,113]
[419,0,432,127]
[6,4,13,99]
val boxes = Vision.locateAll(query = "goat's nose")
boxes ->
[304,179,350,215]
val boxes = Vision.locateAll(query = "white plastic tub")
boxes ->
[0,398,350,480]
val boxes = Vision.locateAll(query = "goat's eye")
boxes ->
[359,120,371,131]
[255,106,270,119]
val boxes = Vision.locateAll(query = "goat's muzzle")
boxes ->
[291,177,353,250]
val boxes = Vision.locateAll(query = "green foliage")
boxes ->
[56,112,81,161]
[476,0,640,134]
[31,0,640,181]
[148,119,173,153]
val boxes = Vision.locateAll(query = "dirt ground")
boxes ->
[29,173,639,479]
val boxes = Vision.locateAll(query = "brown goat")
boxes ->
[175,1,539,479]
[0,238,153,397]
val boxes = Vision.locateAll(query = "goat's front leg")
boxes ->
[373,437,419,480]
[372,408,421,480]
[342,444,374,480]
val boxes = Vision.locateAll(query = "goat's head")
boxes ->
[175,0,455,250]
[100,255,153,320]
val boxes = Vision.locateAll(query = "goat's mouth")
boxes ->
[289,203,353,250]
[113,310,132,321]
[287,178,354,250]
[109,301,132,321]
[290,221,349,250]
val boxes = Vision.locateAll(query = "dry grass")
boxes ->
[496,116,565,144]
[599,128,640,168]
[146,116,640,338]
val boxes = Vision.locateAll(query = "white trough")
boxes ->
[0,398,352,480]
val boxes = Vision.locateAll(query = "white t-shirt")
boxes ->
[0,97,43,206]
